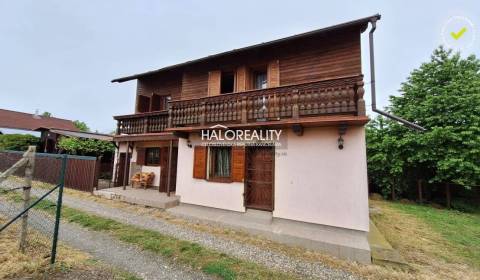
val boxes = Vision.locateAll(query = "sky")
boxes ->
[1,0,479,133]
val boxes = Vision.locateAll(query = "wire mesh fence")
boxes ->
[0,147,65,265]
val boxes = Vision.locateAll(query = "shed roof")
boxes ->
[111,14,380,83]
[0,109,79,131]
[49,129,113,141]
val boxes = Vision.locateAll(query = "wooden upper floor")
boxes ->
[113,15,379,136]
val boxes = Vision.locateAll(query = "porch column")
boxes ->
[166,140,173,196]
[122,141,130,190]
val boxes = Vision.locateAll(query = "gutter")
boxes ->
[368,16,426,131]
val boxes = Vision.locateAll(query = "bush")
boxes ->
[0,134,39,151]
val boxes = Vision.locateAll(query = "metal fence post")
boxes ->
[51,154,67,265]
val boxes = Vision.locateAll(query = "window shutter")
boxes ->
[193,146,207,179]
[151,94,161,111]
[136,147,146,165]
[208,70,221,96]
[231,146,245,182]
[137,95,151,113]
[235,66,247,92]
[267,60,280,87]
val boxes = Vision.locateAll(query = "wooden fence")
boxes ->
[0,150,100,192]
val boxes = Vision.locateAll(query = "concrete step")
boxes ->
[93,187,179,209]
[245,209,273,223]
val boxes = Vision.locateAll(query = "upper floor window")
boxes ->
[137,95,171,113]
[221,71,235,94]
[137,95,150,113]
[253,70,268,89]
[151,95,170,111]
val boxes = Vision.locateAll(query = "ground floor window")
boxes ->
[145,147,160,166]
[209,146,231,179]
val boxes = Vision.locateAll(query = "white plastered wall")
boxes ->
[176,136,245,212]
[273,126,369,232]
[175,126,369,232]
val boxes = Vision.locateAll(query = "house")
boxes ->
[111,14,380,263]
[0,108,80,153]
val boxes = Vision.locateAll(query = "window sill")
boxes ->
[207,177,233,183]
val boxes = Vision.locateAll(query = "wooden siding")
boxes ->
[279,32,361,85]
[130,28,362,103]
[182,70,209,100]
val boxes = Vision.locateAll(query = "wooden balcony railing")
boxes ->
[114,75,366,135]
[169,74,365,128]
[115,111,168,134]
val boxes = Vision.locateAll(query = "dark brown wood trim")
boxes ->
[169,74,363,103]
[166,115,369,132]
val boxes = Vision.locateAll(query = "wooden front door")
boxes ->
[116,152,131,187]
[245,146,274,211]
[159,146,178,193]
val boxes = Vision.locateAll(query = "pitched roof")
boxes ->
[0,109,79,131]
[111,14,380,83]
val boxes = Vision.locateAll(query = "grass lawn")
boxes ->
[391,202,480,267]
[0,216,139,280]
[370,199,480,279]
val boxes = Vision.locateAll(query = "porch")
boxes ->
[94,186,180,209]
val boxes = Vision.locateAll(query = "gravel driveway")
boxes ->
[61,193,356,279]
[1,180,357,279]
[0,185,211,280]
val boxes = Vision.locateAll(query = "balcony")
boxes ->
[114,74,366,135]
[115,111,168,135]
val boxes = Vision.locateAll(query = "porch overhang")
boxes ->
[113,132,178,142]
[164,115,370,133]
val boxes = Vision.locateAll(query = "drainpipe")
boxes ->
[368,16,426,131]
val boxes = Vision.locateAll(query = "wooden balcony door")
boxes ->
[245,146,274,211]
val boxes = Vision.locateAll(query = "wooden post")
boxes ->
[113,145,121,187]
[166,140,173,197]
[19,146,36,253]
[292,90,299,119]
[200,102,206,126]
[445,182,451,209]
[355,81,366,116]
[241,97,247,124]
[417,179,423,203]
[122,141,130,190]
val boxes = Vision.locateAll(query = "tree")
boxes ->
[73,120,90,132]
[0,134,39,151]
[367,47,480,203]
[42,111,52,117]
[57,137,114,157]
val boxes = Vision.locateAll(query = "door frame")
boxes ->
[243,146,275,211]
